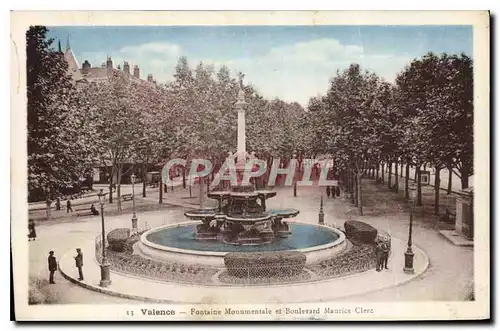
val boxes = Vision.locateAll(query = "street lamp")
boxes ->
[403,184,416,274]
[97,189,111,287]
[318,195,325,225]
[131,174,138,231]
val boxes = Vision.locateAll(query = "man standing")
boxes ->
[66,199,73,213]
[48,251,57,284]
[74,248,84,281]
[55,198,61,211]
[375,242,384,272]
[382,241,391,270]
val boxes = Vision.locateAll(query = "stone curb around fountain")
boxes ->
[58,235,430,304]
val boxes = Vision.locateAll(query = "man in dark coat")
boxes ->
[375,242,384,272]
[326,185,331,198]
[66,199,73,213]
[28,219,36,241]
[55,198,61,211]
[48,251,57,284]
[74,248,83,281]
[381,241,391,269]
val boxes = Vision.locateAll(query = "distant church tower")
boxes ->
[63,35,82,80]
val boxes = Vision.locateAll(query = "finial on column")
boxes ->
[318,195,325,225]
[237,89,245,102]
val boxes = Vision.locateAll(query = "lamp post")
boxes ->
[318,195,325,225]
[403,184,416,274]
[131,174,138,231]
[97,190,111,287]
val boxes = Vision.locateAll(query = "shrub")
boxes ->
[224,251,306,278]
[344,221,378,244]
[107,228,131,252]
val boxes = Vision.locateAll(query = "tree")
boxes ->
[27,25,97,218]
[396,52,474,212]
[84,71,145,210]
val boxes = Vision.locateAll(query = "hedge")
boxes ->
[344,220,378,244]
[224,251,306,278]
[107,228,131,252]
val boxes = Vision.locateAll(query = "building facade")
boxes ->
[61,43,161,185]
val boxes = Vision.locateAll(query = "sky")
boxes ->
[47,26,473,105]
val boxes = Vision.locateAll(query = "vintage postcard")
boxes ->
[11,10,490,321]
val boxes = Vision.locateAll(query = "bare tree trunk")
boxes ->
[388,161,393,189]
[434,167,441,215]
[394,160,399,191]
[45,199,52,220]
[142,163,147,198]
[416,165,422,207]
[108,166,114,203]
[116,164,122,212]
[460,164,470,189]
[182,165,187,189]
[353,171,358,206]
[357,172,363,215]
[376,163,379,181]
[199,179,204,208]
[447,165,453,194]
[381,163,385,184]
[159,175,163,204]
[405,162,410,199]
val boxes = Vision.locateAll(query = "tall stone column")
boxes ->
[234,90,248,184]
[456,187,474,240]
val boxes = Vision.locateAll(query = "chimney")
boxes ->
[106,56,113,69]
[123,61,130,75]
[133,65,140,78]
[82,60,91,74]
[147,74,153,82]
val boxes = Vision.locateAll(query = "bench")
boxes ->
[440,210,456,224]
[122,194,133,201]
[74,206,94,217]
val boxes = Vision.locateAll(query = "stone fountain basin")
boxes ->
[269,208,300,218]
[137,221,347,268]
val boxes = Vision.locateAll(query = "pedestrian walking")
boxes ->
[375,242,384,272]
[55,198,61,211]
[66,199,73,213]
[382,241,391,270]
[326,185,331,198]
[28,219,36,241]
[74,248,84,281]
[48,251,57,284]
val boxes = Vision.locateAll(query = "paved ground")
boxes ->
[28,178,473,304]
[57,235,428,303]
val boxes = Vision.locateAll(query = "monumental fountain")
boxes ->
[138,89,346,267]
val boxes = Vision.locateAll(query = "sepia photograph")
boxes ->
[10,10,490,321]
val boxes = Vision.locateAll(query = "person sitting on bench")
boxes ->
[440,208,454,223]
[90,204,99,216]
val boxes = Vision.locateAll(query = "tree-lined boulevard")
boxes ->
[25,25,475,305]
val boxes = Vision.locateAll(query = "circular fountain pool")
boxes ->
[146,223,339,252]
[137,221,347,267]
